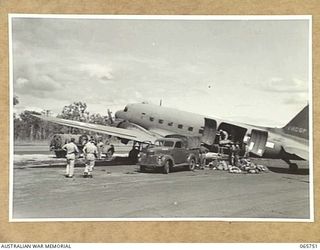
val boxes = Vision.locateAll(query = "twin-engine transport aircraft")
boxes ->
[34,102,309,171]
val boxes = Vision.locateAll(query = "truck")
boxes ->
[137,135,201,174]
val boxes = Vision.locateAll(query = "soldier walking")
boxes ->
[62,138,79,178]
[83,139,98,178]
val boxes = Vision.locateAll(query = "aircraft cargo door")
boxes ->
[202,118,217,145]
[248,129,268,156]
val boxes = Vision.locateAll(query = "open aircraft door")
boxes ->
[202,118,217,145]
[248,129,268,156]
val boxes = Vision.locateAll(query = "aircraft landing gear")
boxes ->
[283,158,298,172]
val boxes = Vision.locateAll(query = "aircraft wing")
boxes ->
[33,115,160,143]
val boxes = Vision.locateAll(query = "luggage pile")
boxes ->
[208,158,268,174]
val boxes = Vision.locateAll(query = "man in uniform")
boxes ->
[199,143,208,169]
[83,139,98,178]
[219,129,230,145]
[62,138,79,178]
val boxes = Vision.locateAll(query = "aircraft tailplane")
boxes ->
[282,105,309,139]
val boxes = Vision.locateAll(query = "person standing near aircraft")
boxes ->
[243,142,250,158]
[83,138,98,178]
[219,129,230,146]
[199,143,208,169]
[234,142,241,167]
[62,138,79,178]
[228,142,235,166]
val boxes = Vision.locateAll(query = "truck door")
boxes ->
[172,141,185,164]
[248,129,268,156]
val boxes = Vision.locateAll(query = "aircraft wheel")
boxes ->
[106,149,114,159]
[163,160,171,174]
[140,165,146,172]
[188,158,196,171]
[289,163,298,172]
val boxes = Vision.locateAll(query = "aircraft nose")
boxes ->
[115,110,123,119]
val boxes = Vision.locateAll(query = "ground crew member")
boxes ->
[62,138,79,178]
[228,143,235,166]
[219,129,230,146]
[97,138,104,160]
[243,142,250,158]
[234,142,241,167]
[199,143,208,169]
[83,139,98,178]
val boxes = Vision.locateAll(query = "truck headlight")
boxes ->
[157,155,164,164]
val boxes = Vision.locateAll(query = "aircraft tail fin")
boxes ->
[282,105,309,139]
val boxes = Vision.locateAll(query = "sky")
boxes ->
[11,16,310,127]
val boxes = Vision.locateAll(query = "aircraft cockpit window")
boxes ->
[175,141,182,148]
[178,124,183,129]
[188,127,193,131]
[158,119,164,124]
[150,117,154,122]
[124,106,128,112]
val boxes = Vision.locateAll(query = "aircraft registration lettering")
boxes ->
[287,126,307,134]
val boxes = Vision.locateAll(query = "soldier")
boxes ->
[83,139,98,178]
[61,138,79,178]
[218,129,231,146]
[199,143,208,169]
[234,142,241,167]
[228,142,235,166]
[243,142,250,158]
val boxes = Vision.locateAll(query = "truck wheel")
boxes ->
[106,149,114,160]
[188,158,196,171]
[163,160,171,174]
[140,165,146,172]
[55,150,66,158]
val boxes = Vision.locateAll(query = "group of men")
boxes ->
[61,137,100,178]
[198,129,250,169]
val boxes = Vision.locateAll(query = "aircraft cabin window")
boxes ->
[178,124,183,129]
[150,117,154,122]
[199,128,204,134]
[159,119,164,124]
[188,127,193,132]
[142,112,146,115]
[175,141,182,148]
[168,122,173,126]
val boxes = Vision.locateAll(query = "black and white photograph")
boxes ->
[10,15,312,221]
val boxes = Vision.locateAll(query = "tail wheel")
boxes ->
[188,158,196,171]
[289,163,298,172]
[163,160,171,174]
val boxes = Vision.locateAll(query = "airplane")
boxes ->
[33,102,309,171]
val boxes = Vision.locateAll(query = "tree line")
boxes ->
[13,99,112,142]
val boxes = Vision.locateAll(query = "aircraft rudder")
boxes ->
[283,105,309,139]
